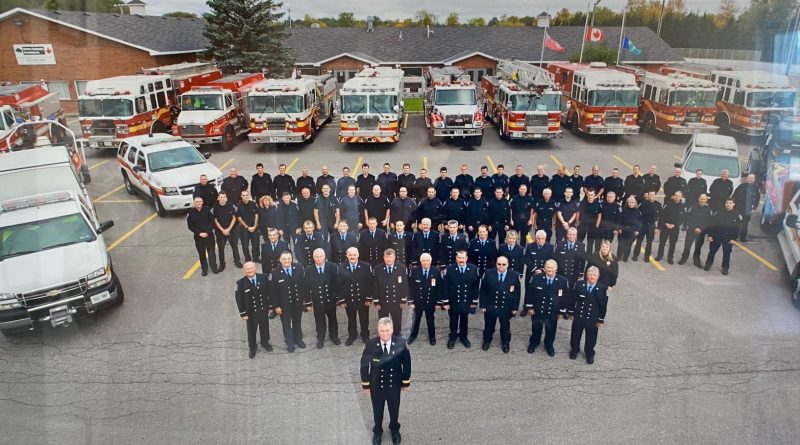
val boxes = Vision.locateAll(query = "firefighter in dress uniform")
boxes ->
[554,227,586,308]
[373,249,410,335]
[408,253,440,345]
[410,218,440,267]
[440,250,480,349]
[294,220,329,267]
[337,247,373,345]
[388,220,412,266]
[330,220,358,264]
[234,262,272,358]
[305,248,340,349]
[468,225,497,278]
[479,257,521,353]
[359,217,389,266]
[525,259,569,356]
[438,219,469,266]
[522,230,555,316]
[269,251,310,353]
[568,266,608,365]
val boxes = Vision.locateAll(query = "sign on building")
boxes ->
[13,44,56,65]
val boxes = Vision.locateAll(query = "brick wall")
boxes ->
[320,55,372,72]
[451,55,497,71]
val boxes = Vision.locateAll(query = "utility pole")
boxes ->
[656,0,666,36]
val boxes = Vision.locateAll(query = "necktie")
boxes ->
[251,278,257,287]
[588,284,593,293]
[371,231,375,238]
[383,343,388,355]
[341,234,346,241]
[286,268,291,277]
[499,273,504,282]
[272,244,276,251]
[547,278,552,286]
[569,243,574,250]
[318,267,323,275]
[452,236,456,242]
[460,267,465,274]
[388,266,393,274]
[308,236,312,241]
[351,264,356,273]
[424,270,428,279]
[424,233,428,239]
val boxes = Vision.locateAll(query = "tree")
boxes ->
[163,11,198,18]
[445,12,459,26]
[466,17,486,26]
[570,44,618,65]
[414,9,438,26]
[203,0,294,76]
[337,12,356,27]
[42,0,59,9]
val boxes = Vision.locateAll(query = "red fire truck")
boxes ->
[0,82,65,152]
[661,63,795,136]
[174,72,264,151]
[77,62,221,150]
[482,59,562,140]
[635,71,719,134]
[548,62,640,135]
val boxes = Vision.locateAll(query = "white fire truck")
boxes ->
[548,62,640,135]
[482,59,562,140]
[661,64,796,136]
[0,83,65,152]
[635,71,719,134]
[339,67,405,144]
[248,73,337,144]
[175,72,264,151]
[423,66,484,146]
[78,62,221,150]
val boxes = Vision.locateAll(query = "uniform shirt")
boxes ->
[568,174,584,199]
[659,200,684,228]
[221,176,249,204]
[468,237,497,276]
[498,243,525,275]
[568,280,608,324]
[355,173,377,200]
[415,197,443,226]
[465,198,489,229]
[212,202,237,234]
[236,200,259,227]
[623,174,646,200]
[274,201,300,235]
[709,178,734,210]
[557,198,579,225]
[530,174,551,200]
[533,197,557,229]
[685,177,708,206]
[438,232,469,265]
[549,174,570,202]
[377,172,398,198]
[443,197,467,224]
[479,268,521,313]
[599,201,622,233]
[273,173,296,199]
[454,174,475,200]
[413,177,433,200]
[583,174,604,195]
[411,230,440,265]
[296,196,316,225]
[397,173,417,198]
[578,199,602,227]
[487,196,510,229]
[338,195,364,228]
[642,173,662,195]
[315,194,339,231]
[187,206,214,236]
[663,176,687,201]
[330,231,358,263]
[296,175,316,196]
[474,175,495,195]
[684,204,711,231]
[732,183,761,216]
[620,206,643,233]
[524,242,554,277]
[603,176,624,200]
[509,194,533,227]
[316,174,337,196]
[336,176,356,199]
[639,200,662,228]
[365,195,391,222]
[389,197,417,226]
[708,208,741,241]
[434,177,454,202]
[250,173,273,200]
[508,174,530,197]
[192,183,218,208]
[491,173,510,194]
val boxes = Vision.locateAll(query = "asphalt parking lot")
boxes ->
[1,115,799,444]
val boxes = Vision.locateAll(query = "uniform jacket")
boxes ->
[187,206,214,237]
[273,174,296,199]
[468,238,498,275]
[658,201,684,228]
[623,174,645,200]
[337,261,373,305]
[479,268,521,314]
[274,201,300,236]
[330,231,358,263]
[304,261,339,309]
[336,176,356,199]
[439,232,469,266]
[549,174,570,201]
[684,204,711,231]
[530,174,550,200]
[260,239,290,274]
[663,176,687,200]
[685,177,708,205]
[411,230,440,265]
[235,273,271,317]
[415,197,443,226]
[568,280,608,324]
[599,201,622,233]
[465,198,490,230]
[408,266,441,307]
[388,231,412,265]
[360,336,411,392]
[498,243,525,275]
[524,242,554,276]
[474,175,495,195]
[454,173,475,200]
[620,207,643,234]
[293,231,329,266]
[373,263,410,307]
[554,240,586,282]
[487,197,510,228]
[440,263,480,312]
[434,177,454,202]
[525,273,569,321]
[642,173,661,195]
[708,208,742,242]
[358,228,388,266]
[443,198,467,224]
[269,263,308,308]
[585,253,619,288]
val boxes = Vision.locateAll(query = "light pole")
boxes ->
[580,0,601,63]
[590,0,601,28]
[656,0,666,36]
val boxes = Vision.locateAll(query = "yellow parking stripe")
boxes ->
[485,155,497,173]
[106,212,158,252]
[352,156,363,178]
[403,114,409,129]
[640,248,666,271]
[731,241,779,271]
[423,156,428,171]
[549,155,563,168]
[95,184,126,202]
[89,159,111,170]
[183,261,202,280]
[673,155,682,161]
[287,156,299,172]
[613,155,634,171]
[220,158,235,170]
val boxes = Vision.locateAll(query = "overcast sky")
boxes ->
[147,0,730,18]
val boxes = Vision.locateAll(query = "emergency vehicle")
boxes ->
[248,73,336,144]
[481,59,562,140]
[661,64,796,136]
[339,67,405,144]
[635,71,719,134]
[78,62,221,150]
[548,62,640,135]
[175,72,264,151]
[1,120,90,184]
[0,83,65,151]
[423,66,484,146]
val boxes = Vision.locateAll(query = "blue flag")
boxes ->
[623,36,642,56]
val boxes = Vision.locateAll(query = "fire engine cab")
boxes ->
[175,72,264,151]
[78,62,221,150]
[482,59,562,140]
[339,67,405,144]
[636,71,719,134]
[424,66,484,146]
[0,83,65,152]
[548,62,640,135]
[661,64,796,136]
[247,73,336,145]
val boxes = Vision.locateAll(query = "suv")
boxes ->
[676,133,741,191]
[117,134,223,216]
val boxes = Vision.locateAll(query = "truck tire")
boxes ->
[643,112,656,133]
[307,120,317,143]
[221,126,235,151]
[760,212,782,235]
[113,274,125,306]
[82,164,92,185]
[327,103,334,124]
[123,172,136,195]
[152,191,166,217]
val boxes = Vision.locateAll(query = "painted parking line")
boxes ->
[351,156,363,178]
[94,184,126,202]
[673,155,682,161]
[640,247,666,271]
[220,158,235,170]
[89,159,111,170]
[403,114,409,129]
[549,155,563,168]
[286,156,299,172]
[106,212,158,252]
[485,155,497,173]
[183,261,202,280]
[422,156,428,171]
[731,240,780,271]
[613,155,634,171]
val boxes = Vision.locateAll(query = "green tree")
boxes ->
[203,0,294,76]
[445,12,459,26]
[414,9,438,26]
[337,12,356,27]
[42,0,59,9]
[466,17,486,26]
[163,11,198,18]
[570,44,618,65]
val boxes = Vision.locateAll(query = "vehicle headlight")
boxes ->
[212,127,221,134]
[750,115,761,124]
[87,266,112,289]
[163,186,180,196]
[0,293,22,311]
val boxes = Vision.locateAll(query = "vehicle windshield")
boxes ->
[182,94,223,111]
[369,95,397,114]
[588,89,640,107]
[510,93,560,111]
[248,95,303,113]
[0,213,96,261]
[685,152,741,177]
[746,91,796,109]
[147,146,207,172]
[435,89,477,106]
[78,98,134,117]
[669,90,717,108]
[341,95,367,114]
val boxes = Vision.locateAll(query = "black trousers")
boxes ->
[410,304,435,339]
[570,319,599,358]
[489,226,507,245]
[616,230,636,260]
[313,304,339,341]
[483,310,512,344]
[706,239,733,269]
[378,305,403,335]
[448,310,469,340]
[371,388,401,434]
[346,301,370,340]
[680,229,704,260]
[514,223,531,246]
[579,225,601,254]
[239,228,260,261]
[215,230,240,265]
[193,233,217,271]
[656,226,679,260]
[633,225,655,259]
[245,313,269,350]
[530,314,558,349]
[739,214,751,241]
[279,303,304,346]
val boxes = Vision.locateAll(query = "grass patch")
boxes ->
[404,97,424,112]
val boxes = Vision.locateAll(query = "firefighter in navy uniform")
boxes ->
[305,249,340,349]
[269,251,310,352]
[408,253,440,345]
[554,227,586,308]
[487,187,510,243]
[525,259,569,356]
[440,250,480,349]
[509,184,534,246]
[498,230,525,277]
[235,262,272,358]
[212,192,241,270]
[704,198,742,276]
[464,188,490,239]
[468,225,497,278]
[373,249,410,334]
[388,221,412,266]
[410,218,440,267]
[438,220,469,266]
[187,196,217,276]
[330,220,358,263]
[294,220,329,267]
[532,188,557,243]
[479,257,521,353]
[568,266,609,365]
[360,317,411,445]
[359,217,389,266]
[338,247,374,345]
[260,228,290,275]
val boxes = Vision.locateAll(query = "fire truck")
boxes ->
[1,119,90,184]
[547,62,640,135]
[77,62,221,150]
[423,66,484,146]
[481,59,562,140]
[339,67,405,144]
[174,72,264,151]
[0,83,65,152]
[661,64,796,136]
[634,71,719,134]
[247,74,336,145]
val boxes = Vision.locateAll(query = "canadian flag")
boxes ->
[586,27,604,42]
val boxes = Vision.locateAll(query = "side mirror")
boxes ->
[203,152,212,159]
[506,101,513,108]
[132,165,144,173]
[400,100,405,108]
[97,220,115,234]
[674,162,683,168]
[393,105,400,113]
[786,214,798,227]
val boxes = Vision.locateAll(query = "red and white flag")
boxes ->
[586,26,604,42]
[544,31,565,53]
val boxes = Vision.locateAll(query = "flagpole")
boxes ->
[540,29,547,67]
[579,1,591,63]
[616,7,626,65]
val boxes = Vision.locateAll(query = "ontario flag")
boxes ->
[544,31,565,53]
[586,26,603,42]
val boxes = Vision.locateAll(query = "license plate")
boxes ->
[90,291,111,304]
[453,130,463,136]
[607,128,623,134]
[269,137,283,142]
[98,141,107,147]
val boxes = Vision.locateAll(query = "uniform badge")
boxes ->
[431,278,436,286]
[509,285,515,292]
[558,289,563,296]
[398,276,403,284]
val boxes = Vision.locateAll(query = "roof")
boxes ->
[0,8,206,56]
[287,26,683,66]
[693,134,738,152]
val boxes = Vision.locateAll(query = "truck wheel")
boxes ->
[81,164,92,184]
[327,103,334,124]
[759,212,782,235]
[122,172,136,195]
[498,119,507,140]
[113,274,124,306]
[571,113,580,136]
[221,126,235,151]
[643,113,656,133]
[151,191,166,217]
[307,120,317,143]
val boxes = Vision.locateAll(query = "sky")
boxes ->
[146,0,729,18]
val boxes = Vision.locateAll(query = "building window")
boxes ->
[75,80,90,96]
[21,80,71,100]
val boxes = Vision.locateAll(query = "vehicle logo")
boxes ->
[46,290,61,297]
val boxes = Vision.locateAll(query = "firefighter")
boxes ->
[577,188,602,254]
[623,164,646,202]
[313,183,340,234]
[603,168,624,201]
[568,266,608,365]
[732,173,760,242]
[709,169,734,214]
[509,184,533,246]
[337,247,373,345]
[525,259,569,356]
[524,229,554,283]
[468,225,497,278]
[273,163,297,200]
[212,191,241,271]
[599,191,622,248]
[294,220,328,267]
[642,165,661,198]
[236,190,260,263]
[443,187,467,229]
[679,194,711,267]
[532,188,557,244]
[389,186,417,232]
[222,167,249,205]
[474,165,495,196]
[479,256,521,353]
[415,186,443,230]
[491,164,509,196]
[359,217,388,267]
[632,191,662,262]
[655,191,684,264]
[662,167,687,204]
[550,165,570,203]
[187,196,217,276]
[509,165,530,197]
[408,253,440,345]
[269,251,309,352]
[410,218,440,267]
[355,163,376,200]
[235,262,271,358]
[454,164,475,200]
[305,248,339,349]
[330,220,358,264]
[555,187,579,243]
[365,184,391,229]
[440,250,480,349]
[464,187,490,240]
[388,220,411,266]
[554,227,586,307]
[274,192,301,243]
[192,174,218,209]
[499,230,525,277]
[373,249,410,333]
[530,165,550,201]
[568,165,584,200]
[438,219,469,266]
[704,198,742,275]
[434,167,453,202]
[250,163,273,202]
[488,187,510,243]
[261,228,290,276]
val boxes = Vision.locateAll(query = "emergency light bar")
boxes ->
[1,191,73,212]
